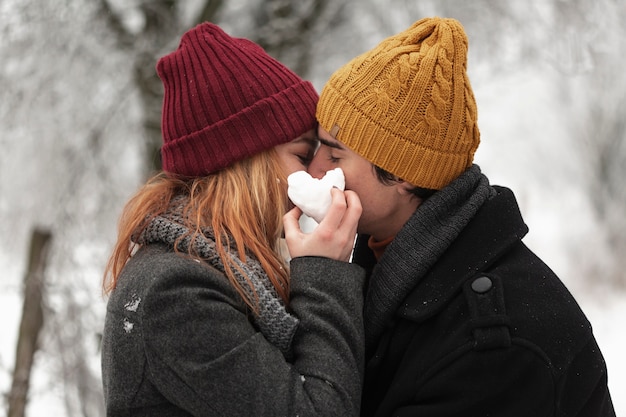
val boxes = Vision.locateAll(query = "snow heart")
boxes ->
[287,168,345,224]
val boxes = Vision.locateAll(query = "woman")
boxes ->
[101,23,364,416]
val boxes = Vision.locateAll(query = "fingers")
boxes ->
[316,188,348,230]
[318,188,361,232]
[284,188,362,261]
[342,190,362,228]
[283,206,303,238]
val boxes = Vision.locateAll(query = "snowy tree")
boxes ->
[0,0,337,414]
[0,0,144,414]
[0,0,222,414]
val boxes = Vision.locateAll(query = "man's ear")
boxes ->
[395,180,424,208]
[396,180,415,196]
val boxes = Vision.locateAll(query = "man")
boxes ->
[309,17,615,416]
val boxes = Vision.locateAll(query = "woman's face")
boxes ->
[274,129,318,176]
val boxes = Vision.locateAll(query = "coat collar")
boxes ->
[398,186,528,321]
[362,166,494,349]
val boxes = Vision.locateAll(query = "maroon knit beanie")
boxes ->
[156,23,319,177]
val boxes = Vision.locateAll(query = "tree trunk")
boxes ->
[7,229,52,417]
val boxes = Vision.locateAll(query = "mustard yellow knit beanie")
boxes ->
[317,17,479,190]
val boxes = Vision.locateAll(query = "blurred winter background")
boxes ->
[1,0,624,415]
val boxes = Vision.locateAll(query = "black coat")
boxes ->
[354,186,615,417]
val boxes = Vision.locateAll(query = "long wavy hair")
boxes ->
[103,147,290,310]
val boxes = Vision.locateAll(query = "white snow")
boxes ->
[288,168,345,224]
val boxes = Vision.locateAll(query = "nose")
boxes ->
[307,153,329,179]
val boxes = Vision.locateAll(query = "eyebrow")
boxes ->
[318,137,345,150]
[291,136,319,146]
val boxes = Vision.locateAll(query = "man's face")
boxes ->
[308,126,418,240]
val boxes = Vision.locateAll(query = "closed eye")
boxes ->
[297,154,314,166]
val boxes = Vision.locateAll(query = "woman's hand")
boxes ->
[283,188,362,262]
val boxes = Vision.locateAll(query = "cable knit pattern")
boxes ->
[136,197,299,357]
[317,17,480,190]
[364,165,495,350]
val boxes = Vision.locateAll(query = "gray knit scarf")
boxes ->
[364,165,495,350]
[135,197,299,357]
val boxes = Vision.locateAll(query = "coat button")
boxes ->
[471,276,493,293]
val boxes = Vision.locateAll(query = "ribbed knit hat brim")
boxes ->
[157,23,319,177]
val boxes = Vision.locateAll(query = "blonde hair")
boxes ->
[103,148,290,310]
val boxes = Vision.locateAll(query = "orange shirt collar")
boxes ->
[367,235,395,261]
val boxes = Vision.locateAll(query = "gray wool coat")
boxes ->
[101,244,365,416]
